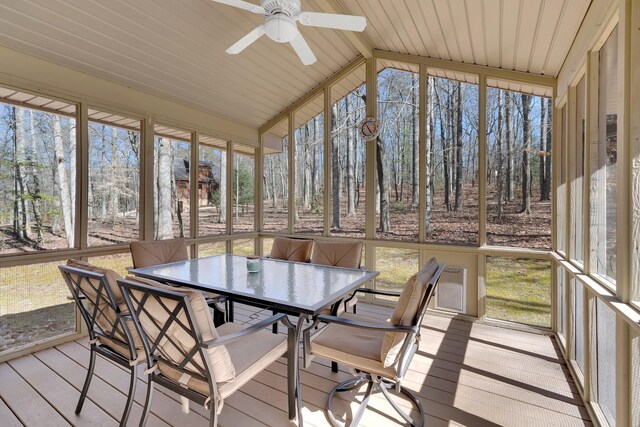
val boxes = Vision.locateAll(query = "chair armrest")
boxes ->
[67,294,87,301]
[351,288,401,297]
[316,314,416,333]
[201,313,287,349]
[343,288,401,309]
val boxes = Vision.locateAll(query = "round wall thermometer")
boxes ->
[358,117,381,141]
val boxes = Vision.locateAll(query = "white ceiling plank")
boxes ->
[500,0,521,70]
[514,0,543,72]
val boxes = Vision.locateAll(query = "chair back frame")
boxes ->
[59,265,137,363]
[118,279,219,409]
[395,262,446,381]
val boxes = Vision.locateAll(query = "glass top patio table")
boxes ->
[129,254,378,316]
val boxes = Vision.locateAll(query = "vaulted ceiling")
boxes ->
[0,0,591,129]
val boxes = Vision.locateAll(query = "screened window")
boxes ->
[427,73,479,245]
[233,144,255,233]
[294,93,324,235]
[377,62,420,241]
[557,105,568,253]
[572,278,585,376]
[374,247,419,300]
[571,77,586,264]
[198,135,227,236]
[591,26,618,283]
[263,119,289,233]
[486,257,551,328]
[88,110,140,246]
[153,125,191,240]
[0,260,76,354]
[557,265,567,340]
[486,87,552,249]
[329,66,366,237]
[593,299,616,426]
[0,91,77,253]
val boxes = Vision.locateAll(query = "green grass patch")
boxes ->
[486,257,551,328]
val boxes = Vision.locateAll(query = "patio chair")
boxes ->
[130,239,232,324]
[268,236,314,333]
[306,258,445,427]
[269,236,313,262]
[59,260,144,427]
[310,240,364,373]
[118,276,289,427]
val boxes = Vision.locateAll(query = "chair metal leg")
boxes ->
[119,366,138,427]
[326,374,425,427]
[379,380,424,427]
[272,310,278,334]
[331,361,338,373]
[209,400,218,427]
[76,345,96,414]
[226,300,234,323]
[138,377,154,427]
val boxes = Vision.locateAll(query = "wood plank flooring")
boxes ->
[0,303,591,426]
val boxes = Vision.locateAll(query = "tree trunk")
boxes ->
[425,77,432,234]
[219,150,227,223]
[53,116,75,246]
[505,93,514,202]
[541,97,552,200]
[439,92,451,212]
[27,111,43,242]
[156,137,173,239]
[496,91,504,221]
[454,82,463,211]
[331,103,341,229]
[521,94,532,214]
[411,73,419,207]
[376,135,390,232]
[109,127,119,223]
[13,107,29,239]
[346,94,356,216]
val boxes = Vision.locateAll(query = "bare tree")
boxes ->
[454,82,463,211]
[521,93,532,214]
[155,137,173,239]
[53,116,74,246]
[331,103,341,229]
[496,91,504,220]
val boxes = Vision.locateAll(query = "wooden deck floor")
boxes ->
[0,303,591,427]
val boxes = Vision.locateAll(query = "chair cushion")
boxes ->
[156,322,287,401]
[311,313,398,380]
[269,237,313,262]
[125,276,236,384]
[130,239,189,268]
[65,260,143,359]
[380,257,439,368]
[310,241,363,269]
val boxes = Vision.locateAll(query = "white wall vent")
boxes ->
[435,266,467,314]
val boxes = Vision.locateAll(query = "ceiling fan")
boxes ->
[210,0,367,65]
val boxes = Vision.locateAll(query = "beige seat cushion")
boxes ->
[130,239,189,268]
[311,313,398,380]
[66,259,144,360]
[381,257,439,368]
[269,237,313,262]
[125,276,236,384]
[156,322,287,400]
[311,241,362,269]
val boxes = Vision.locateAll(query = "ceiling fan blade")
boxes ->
[208,0,265,14]
[298,12,366,32]
[226,25,266,54]
[290,33,317,65]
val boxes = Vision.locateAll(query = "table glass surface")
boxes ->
[130,254,378,314]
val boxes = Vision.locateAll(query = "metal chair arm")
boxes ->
[315,314,416,333]
[200,313,287,349]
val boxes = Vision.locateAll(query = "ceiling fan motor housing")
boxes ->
[262,0,301,43]
[261,0,301,17]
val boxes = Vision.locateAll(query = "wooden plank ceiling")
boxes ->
[0,0,591,130]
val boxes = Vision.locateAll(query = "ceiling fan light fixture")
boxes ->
[264,15,297,43]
